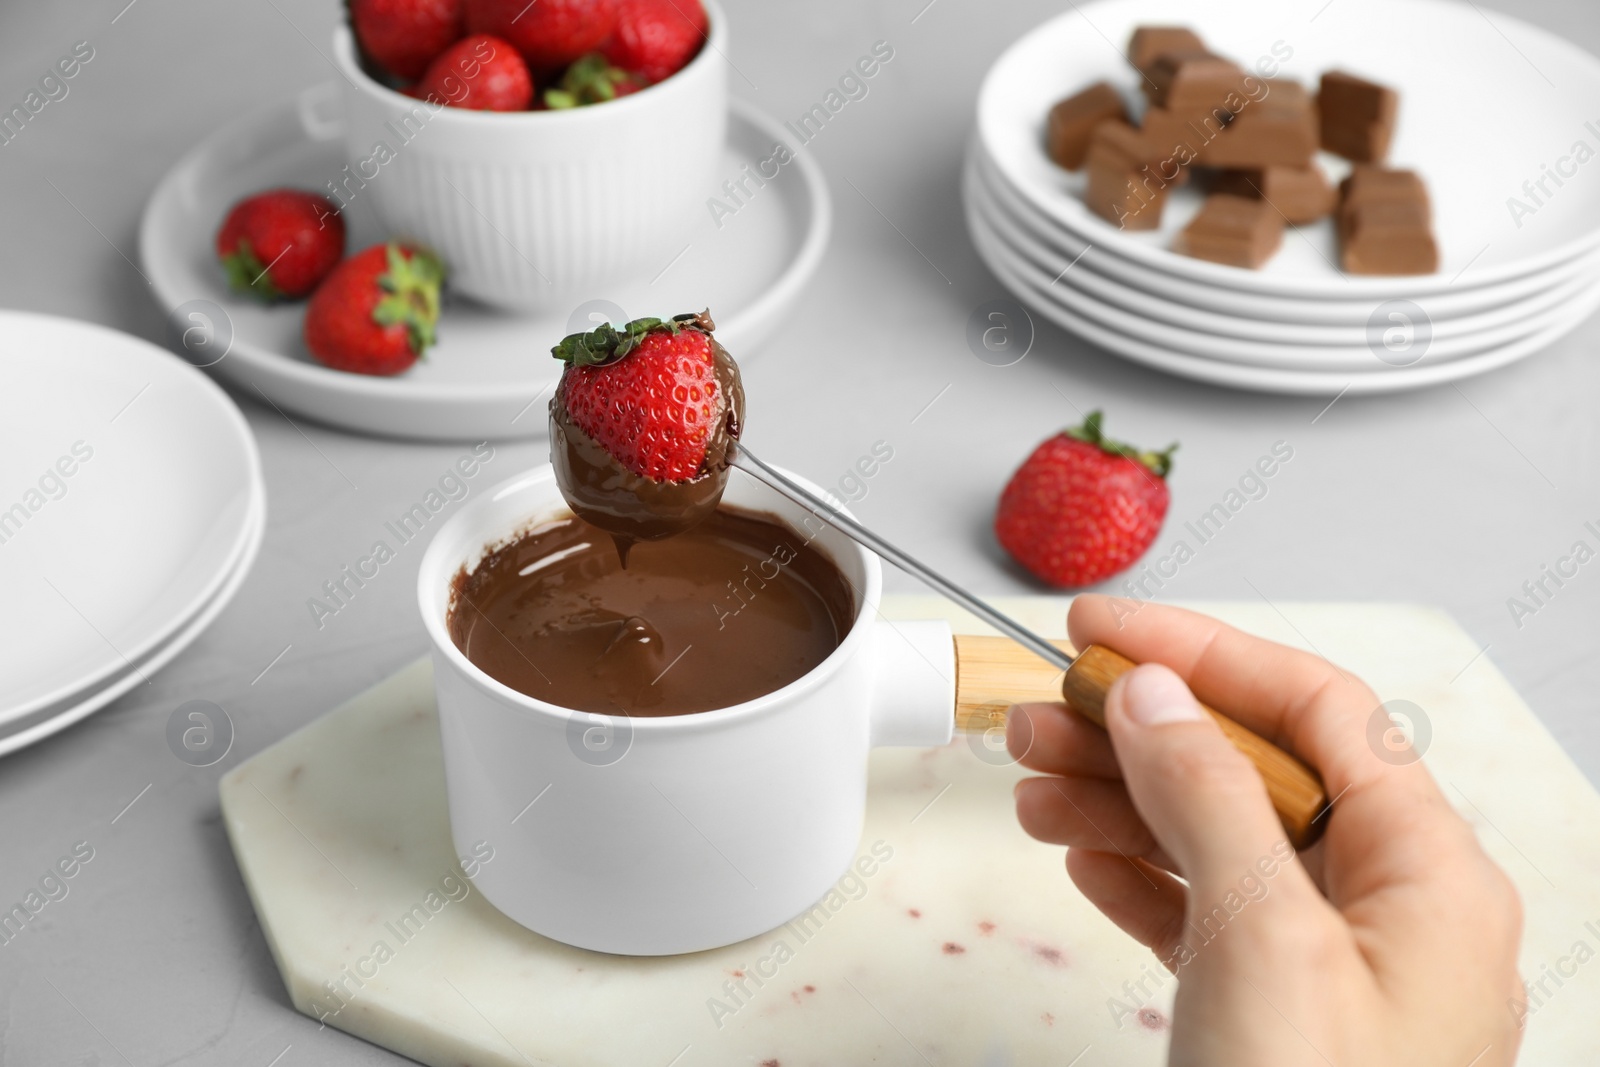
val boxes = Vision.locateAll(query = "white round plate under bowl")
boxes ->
[141,85,832,441]
[0,313,263,723]
[970,142,1600,329]
[970,210,1600,394]
[976,0,1600,299]
[967,164,1598,371]
[0,487,263,759]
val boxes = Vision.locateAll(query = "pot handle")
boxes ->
[869,619,956,748]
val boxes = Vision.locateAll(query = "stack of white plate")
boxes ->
[0,312,263,758]
[965,0,1600,394]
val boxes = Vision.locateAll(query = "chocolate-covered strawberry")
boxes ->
[216,189,344,301]
[303,242,444,376]
[995,411,1175,588]
[549,311,744,545]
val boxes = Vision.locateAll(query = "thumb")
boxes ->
[1105,663,1298,894]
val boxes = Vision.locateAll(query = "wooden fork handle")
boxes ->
[954,636,1329,849]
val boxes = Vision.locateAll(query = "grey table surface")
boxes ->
[2,0,1598,1062]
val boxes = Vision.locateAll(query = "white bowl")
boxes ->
[331,7,728,311]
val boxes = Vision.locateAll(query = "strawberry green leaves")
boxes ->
[1064,410,1178,479]
[371,243,445,357]
[219,239,285,302]
[552,310,714,367]
[543,52,639,108]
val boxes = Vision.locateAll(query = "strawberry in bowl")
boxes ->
[601,0,707,85]
[465,0,618,76]
[416,34,534,110]
[329,2,728,310]
[350,0,465,80]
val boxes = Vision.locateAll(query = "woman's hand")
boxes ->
[1009,594,1524,1066]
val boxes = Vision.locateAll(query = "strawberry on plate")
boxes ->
[600,0,706,84]
[418,34,534,110]
[553,311,733,482]
[303,243,445,376]
[350,0,465,80]
[216,189,345,301]
[995,411,1175,588]
[465,0,617,75]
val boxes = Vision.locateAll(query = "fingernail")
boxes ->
[1119,664,1205,727]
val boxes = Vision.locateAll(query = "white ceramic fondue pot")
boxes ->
[418,464,954,955]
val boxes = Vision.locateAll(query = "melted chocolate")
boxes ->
[549,333,745,556]
[447,507,855,716]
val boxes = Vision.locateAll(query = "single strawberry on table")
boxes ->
[303,242,445,376]
[418,34,534,110]
[600,0,706,84]
[995,411,1175,588]
[465,0,617,75]
[215,189,344,301]
[350,0,465,80]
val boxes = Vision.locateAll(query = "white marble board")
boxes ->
[219,598,1600,1065]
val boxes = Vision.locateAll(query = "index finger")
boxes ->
[1066,594,1446,824]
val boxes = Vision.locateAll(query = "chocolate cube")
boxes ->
[1128,26,1206,76]
[1174,193,1285,269]
[1340,166,1430,211]
[1141,105,1231,167]
[1214,164,1336,225]
[1342,208,1439,274]
[1199,80,1318,168]
[1338,166,1431,238]
[1144,51,1250,118]
[1338,166,1437,275]
[1318,70,1399,163]
[1046,81,1128,170]
[1084,121,1181,230]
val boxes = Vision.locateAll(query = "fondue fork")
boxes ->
[730,443,1329,849]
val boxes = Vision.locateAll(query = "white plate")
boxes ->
[976,171,1598,353]
[0,488,262,759]
[0,488,262,753]
[0,483,265,732]
[972,142,1600,328]
[140,86,832,441]
[971,190,1595,373]
[0,313,263,721]
[970,207,1600,394]
[967,159,1597,370]
[977,0,1600,297]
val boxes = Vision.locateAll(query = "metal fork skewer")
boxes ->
[729,443,1077,673]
